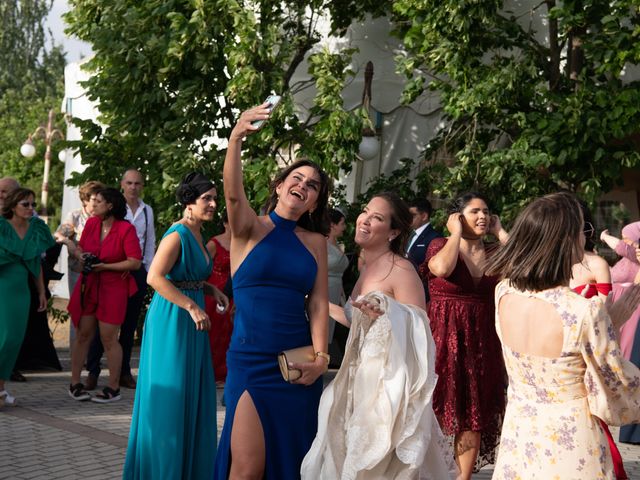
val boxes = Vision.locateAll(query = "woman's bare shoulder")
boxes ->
[390,254,416,272]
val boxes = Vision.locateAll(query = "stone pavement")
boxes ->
[2,347,640,479]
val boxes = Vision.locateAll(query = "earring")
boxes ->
[187,209,193,221]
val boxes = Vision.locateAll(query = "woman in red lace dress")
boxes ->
[420,192,508,479]
[205,212,233,383]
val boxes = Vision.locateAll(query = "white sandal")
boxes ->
[0,390,17,406]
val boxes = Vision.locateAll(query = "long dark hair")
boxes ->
[98,187,127,220]
[372,192,413,256]
[265,160,331,235]
[329,208,345,225]
[448,191,490,214]
[486,192,582,291]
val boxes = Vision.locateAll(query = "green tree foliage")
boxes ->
[393,0,640,220]
[63,0,386,232]
[0,0,66,225]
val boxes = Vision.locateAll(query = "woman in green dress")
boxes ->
[0,188,55,407]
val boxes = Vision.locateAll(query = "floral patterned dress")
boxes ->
[493,281,640,480]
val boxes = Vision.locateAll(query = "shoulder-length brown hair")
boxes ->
[2,188,36,219]
[265,160,331,235]
[78,181,105,204]
[485,192,583,291]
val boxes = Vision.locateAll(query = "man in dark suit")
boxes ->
[406,198,442,303]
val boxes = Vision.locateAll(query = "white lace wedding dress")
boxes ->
[301,291,455,479]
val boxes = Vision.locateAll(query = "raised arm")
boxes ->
[428,213,463,278]
[224,104,272,240]
[600,229,620,251]
[489,214,509,244]
[614,239,640,263]
[147,231,211,331]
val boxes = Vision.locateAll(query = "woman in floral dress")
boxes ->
[487,192,640,479]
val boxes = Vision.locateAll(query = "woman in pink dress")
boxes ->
[205,212,233,383]
[601,222,640,359]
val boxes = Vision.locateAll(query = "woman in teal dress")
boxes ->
[214,104,331,479]
[0,188,55,407]
[123,173,229,479]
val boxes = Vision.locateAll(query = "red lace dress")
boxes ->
[421,237,506,467]
[205,237,234,383]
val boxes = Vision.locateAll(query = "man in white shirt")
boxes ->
[86,169,156,390]
[406,198,441,303]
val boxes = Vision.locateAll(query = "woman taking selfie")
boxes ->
[214,103,331,479]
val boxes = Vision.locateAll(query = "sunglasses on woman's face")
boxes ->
[583,222,595,238]
[18,201,37,209]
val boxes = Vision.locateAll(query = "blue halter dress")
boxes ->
[214,211,323,479]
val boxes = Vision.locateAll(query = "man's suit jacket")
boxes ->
[407,224,442,302]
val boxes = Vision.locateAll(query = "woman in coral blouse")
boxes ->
[67,187,142,403]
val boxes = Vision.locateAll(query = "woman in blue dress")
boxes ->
[214,104,331,479]
[123,173,229,479]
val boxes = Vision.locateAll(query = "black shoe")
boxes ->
[91,386,121,404]
[10,370,27,382]
[68,383,91,401]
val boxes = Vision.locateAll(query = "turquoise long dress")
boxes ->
[123,223,217,479]
[214,210,323,479]
[0,216,54,380]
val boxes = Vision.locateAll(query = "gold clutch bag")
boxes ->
[278,345,315,382]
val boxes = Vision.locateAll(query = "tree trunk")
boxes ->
[546,0,561,91]
[569,28,585,90]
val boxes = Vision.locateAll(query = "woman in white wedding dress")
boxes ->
[301,192,454,480]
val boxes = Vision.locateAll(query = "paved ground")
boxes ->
[2,345,640,479]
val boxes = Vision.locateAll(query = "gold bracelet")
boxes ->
[315,351,330,364]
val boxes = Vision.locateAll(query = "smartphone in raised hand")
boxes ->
[251,95,282,130]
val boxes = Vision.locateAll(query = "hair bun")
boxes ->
[176,184,200,205]
[176,172,215,206]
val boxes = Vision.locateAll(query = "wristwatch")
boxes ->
[315,351,330,364]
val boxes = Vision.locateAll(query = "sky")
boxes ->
[46,0,92,64]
